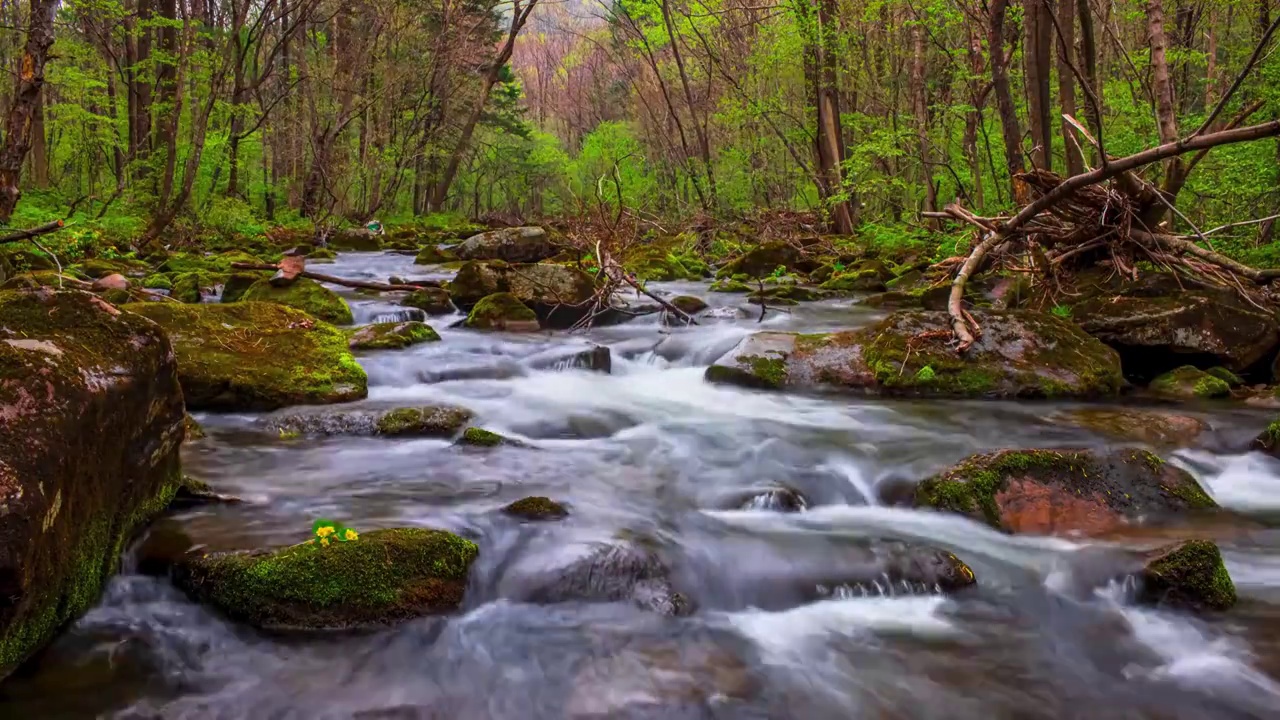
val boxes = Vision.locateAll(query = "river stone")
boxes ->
[0,288,185,678]
[454,226,555,263]
[172,528,478,631]
[807,542,977,598]
[1053,408,1207,448]
[730,486,808,512]
[241,277,353,325]
[91,273,129,292]
[447,261,598,328]
[220,271,267,303]
[399,287,454,316]
[377,406,474,437]
[1072,274,1280,375]
[170,272,208,303]
[414,245,459,265]
[348,321,439,350]
[264,405,472,438]
[820,271,886,293]
[456,427,522,447]
[1148,365,1231,400]
[464,292,540,331]
[718,242,815,278]
[915,448,1218,536]
[75,257,150,279]
[328,228,383,251]
[503,496,569,521]
[1137,540,1237,611]
[705,309,1124,399]
[669,295,708,315]
[520,542,691,616]
[123,302,368,411]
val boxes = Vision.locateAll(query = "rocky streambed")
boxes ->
[3,248,1280,718]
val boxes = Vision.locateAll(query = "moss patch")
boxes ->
[459,427,505,446]
[241,278,353,324]
[349,321,440,350]
[465,292,538,330]
[401,287,454,315]
[172,528,478,630]
[1149,365,1231,399]
[376,406,472,437]
[414,245,459,265]
[1139,540,1237,612]
[503,496,569,521]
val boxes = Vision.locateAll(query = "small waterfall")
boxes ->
[371,309,426,324]
[816,576,944,599]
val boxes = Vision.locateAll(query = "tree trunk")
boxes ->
[989,0,1026,199]
[1056,0,1084,175]
[1145,0,1184,225]
[0,0,59,223]
[153,0,180,206]
[1076,0,1101,165]
[1024,0,1054,171]
[30,86,48,188]
[910,18,936,216]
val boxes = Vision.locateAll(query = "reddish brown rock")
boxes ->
[91,273,129,292]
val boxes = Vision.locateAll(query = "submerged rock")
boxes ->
[457,427,518,447]
[669,295,708,315]
[1137,540,1237,611]
[123,302,367,411]
[732,486,808,512]
[169,476,242,509]
[241,277,353,324]
[503,496,569,521]
[172,528,478,631]
[448,261,597,328]
[0,288,185,677]
[348,321,440,350]
[377,406,473,437]
[264,405,472,438]
[808,542,977,598]
[915,448,1218,536]
[454,226,555,263]
[706,309,1123,399]
[400,287,455,316]
[464,292,540,331]
[1053,408,1206,448]
[520,542,691,616]
[1148,366,1232,400]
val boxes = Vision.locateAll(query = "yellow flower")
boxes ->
[320,537,330,547]
[344,529,358,541]
[316,526,335,538]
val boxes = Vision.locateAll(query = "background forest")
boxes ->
[0,0,1278,266]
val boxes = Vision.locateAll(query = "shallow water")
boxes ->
[6,251,1280,719]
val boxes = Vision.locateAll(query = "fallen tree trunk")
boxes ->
[0,219,64,244]
[230,262,439,292]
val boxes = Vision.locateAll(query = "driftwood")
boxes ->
[230,262,438,292]
[0,219,64,244]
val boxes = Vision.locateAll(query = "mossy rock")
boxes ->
[1251,418,1280,458]
[1053,408,1206,448]
[750,285,824,303]
[464,292,540,331]
[503,496,569,521]
[454,226,555,263]
[458,427,513,447]
[670,295,708,315]
[349,321,440,350]
[100,288,132,306]
[0,244,56,274]
[170,272,204,303]
[414,245,459,265]
[886,269,925,291]
[1205,367,1244,388]
[0,288,185,676]
[719,242,814,278]
[375,406,473,437]
[861,291,922,310]
[915,448,1217,535]
[709,279,751,293]
[328,228,384,251]
[1149,366,1231,400]
[142,274,172,291]
[123,302,367,411]
[75,257,150,279]
[183,413,206,442]
[820,271,887,294]
[172,528,478,631]
[447,261,597,328]
[221,271,269,304]
[1138,540,1237,611]
[401,287,455,315]
[241,277,353,324]
[307,247,337,261]
[159,251,261,275]
[706,310,1124,399]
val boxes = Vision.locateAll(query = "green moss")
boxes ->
[914,365,936,383]
[349,321,440,350]
[459,427,504,446]
[414,245,459,265]
[142,274,173,290]
[401,287,454,315]
[465,292,538,330]
[916,450,1088,528]
[503,496,569,520]
[1205,367,1244,387]
[101,288,132,305]
[376,406,472,437]
[1141,540,1237,611]
[241,278,353,324]
[174,528,478,630]
[1150,365,1230,399]
[1194,376,1231,398]
[171,272,207,303]
[221,272,267,303]
[307,247,337,260]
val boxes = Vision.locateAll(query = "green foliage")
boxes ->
[1051,304,1073,319]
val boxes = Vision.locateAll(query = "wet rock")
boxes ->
[183,413,206,442]
[123,302,368,411]
[809,542,977,598]
[1251,419,1280,457]
[400,287,455,316]
[220,271,267,303]
[750,285,825,302]
[915,448,1218,536]
[820,271,886,293]
[527,343,612,373]
[306,247,337,261]
[447,261,597,328]
[349,321,440,350]
[0,288,185,677]
[1053,408,1207,447]
[456,427,520,447]
[170,271,209,303]
[241,277,353,324]
[1137,539,1237,611]
[91,273,129,292]
[328,228,384,251]
[732,486,807,512]
[464,292,541,331]
[134,520,197,576]
[709,278,751,293]
[376,406,473,437]
[75,257,150,279]
[1072,274,1280,374]
[413,245,459,265]
[170,476,242,509]
[669,295,708,315]
[706,309,1123,399]
[454,226,556,263]
[1148,366,1231,400]
[718,242,814,278]
[747,295,798,306]
[861,291,921,309]
[99,288,133,306]
[523,542,691,616]
[503,496,569,521]
[172,528,478,631]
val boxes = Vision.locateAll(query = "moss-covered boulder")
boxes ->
[159,251,261,275]
[328,228,383,251]
[447,261,597,328]
[172,528,478,631]
[464,292,540,331]
[123,302,367,411]
[401,287,455,315]
[142,274,172,291]
[454,226,555,263]
[750,285,825,303]
[1149,366,1231,399]
[170,272,210,303]
[1251,418,1280,458]
[75,257,150,279]
[414,245,459,265]
[670,295,708,315]
[709,278,752,293]
[241,277,353,324]
[820,271,887,294]
[375,406,473,437]
[914,448,1217,536]
[706,310,1124,399]
[719,242,815,278]
[262,405,471,438]
[349,321,440,350]
[457,427,516,447]
[306,247,337,261]
[0,289,185,677]
[503,496,569,521]
[220,271,268,303]
[1138,540,1236,611]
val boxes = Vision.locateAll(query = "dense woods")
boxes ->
[0,0,1273,258]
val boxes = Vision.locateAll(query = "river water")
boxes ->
[5,251,1280,719]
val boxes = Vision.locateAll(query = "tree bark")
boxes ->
[0,0,59,223]
[1055,0,1084,175]
[1076,0,1101,165]
[1145,0,1184,226]
[1024,0,1054,171]
[910,18,936,216]
[990,0,1026,199]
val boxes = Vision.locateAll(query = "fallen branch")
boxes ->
[230,262,438,292]
[0,219,64,244]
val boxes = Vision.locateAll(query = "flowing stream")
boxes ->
[5,251,1280,718]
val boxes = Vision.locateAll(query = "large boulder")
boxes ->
[464,292,540,331]
[454,226,555,263]
[172,528,478,631]
[719,242,815,278]
[447,261,598,329]
[327,228,383,251]
[241,277,353,324]
[915,448,1218,535]
[123,302,367,411]
[220,271,269,303]
[0,289,185,677]
[706,310,1124,399]
[1072,274,1280,375]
